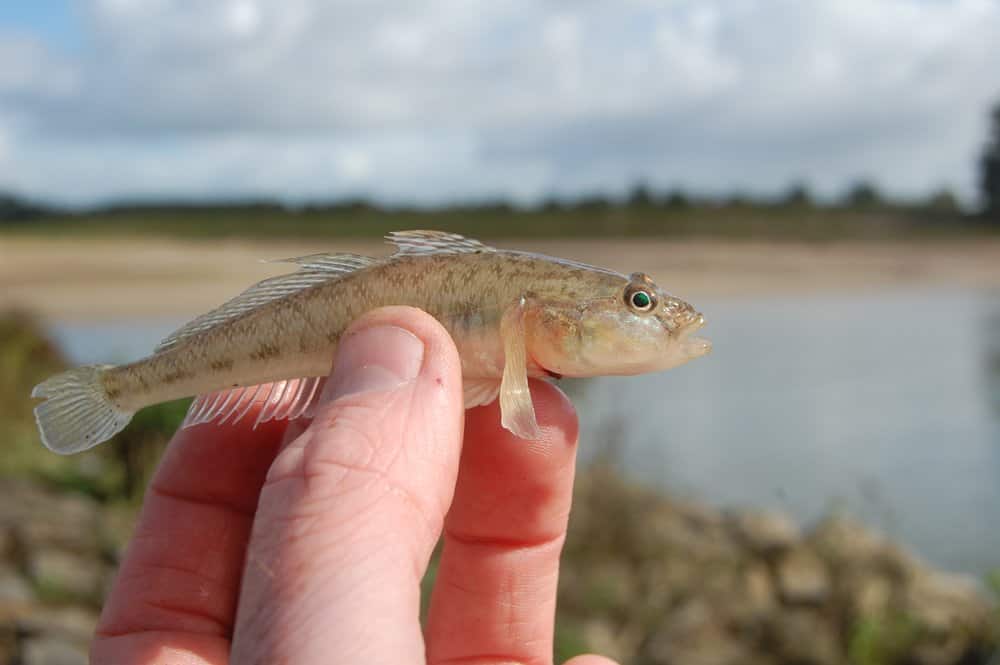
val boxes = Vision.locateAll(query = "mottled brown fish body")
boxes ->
[33,231,709,455]
[103,251,622,412]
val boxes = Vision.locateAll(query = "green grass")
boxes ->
[554,615,592,663]
[987,569,1000,600]
[848,614,921,665]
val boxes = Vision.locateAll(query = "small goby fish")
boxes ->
[32,231,711,454]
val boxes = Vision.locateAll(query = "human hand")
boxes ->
[92,306,618,665]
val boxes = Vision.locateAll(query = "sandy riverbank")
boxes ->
[1,235,998,321]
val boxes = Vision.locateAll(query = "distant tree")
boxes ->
[980,103,1000,222]
[725,192,752,207]
[923,188,960,214]
[331,198,376,214]
[539,197,564,213]
[627,181,654,207]
[0,192,45,223]
[477,200,514,215]
[782,181,813,207]
[573,194,612,211]
[663,188,691,209]
[843,180,884,208]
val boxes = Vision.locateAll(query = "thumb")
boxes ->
[232,306,465,665]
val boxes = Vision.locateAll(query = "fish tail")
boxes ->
[31,365,133,455]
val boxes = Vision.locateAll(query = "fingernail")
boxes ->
[321,325,424,403]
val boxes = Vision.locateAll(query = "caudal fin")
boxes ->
[31,365,133,455]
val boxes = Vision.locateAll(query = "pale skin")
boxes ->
[91,306,620,665]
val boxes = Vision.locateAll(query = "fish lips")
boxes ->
[678,313,712,359]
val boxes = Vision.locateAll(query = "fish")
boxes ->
[31,230,711,454]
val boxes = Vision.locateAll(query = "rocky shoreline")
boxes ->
[0,469,997,665]
[0,478,129,665]
[559,467,998,665]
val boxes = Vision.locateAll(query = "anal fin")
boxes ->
[182,377,325,430]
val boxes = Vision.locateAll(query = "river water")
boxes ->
[49,287,1000,577]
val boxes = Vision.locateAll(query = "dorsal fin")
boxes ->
[386,230,495,256]
[155,252,377,353]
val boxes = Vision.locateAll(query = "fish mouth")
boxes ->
[678,313,712,358]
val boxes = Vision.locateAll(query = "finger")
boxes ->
[564,656,621,665]
[426,380,579,665]
[232,306,464,665]
[278,378,326,446]
[92,397,290,665]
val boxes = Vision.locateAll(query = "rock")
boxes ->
[904,570,989,635]
[644,598,748,665]
[0,480,103,558]
[0,565,34,604]
[21,637,88,665]
[15,606,98,643]
[717,562,777,631]
[638,501,743,567]
[0,526,12,561]
[776,548,830,604]
[627,560,684,618]
[731,511,801,555]
[742,561,776,616]
[582,618,641,664]
[847,571,894,619]
[810,516,882,561]
[0,479,44,524]
[653,558,702,600]
[635,502,693,555]
[27,548,105,602]
[768,608,841,665]
[580,561,637,616]
[810,516,916,579]
[98,503,138,562]
[673,498,726,530]
[1,635,16,665]
[15,493,102,556]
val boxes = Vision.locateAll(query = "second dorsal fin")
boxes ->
[155,252,377,353]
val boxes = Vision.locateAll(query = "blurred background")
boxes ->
[1,1,999,664]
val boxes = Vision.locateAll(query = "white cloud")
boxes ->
[0,120,10,165]
[0,34,79,98]
[0,0,998,206]
[227,1,262,37]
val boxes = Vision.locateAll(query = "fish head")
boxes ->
[526,271,711,377]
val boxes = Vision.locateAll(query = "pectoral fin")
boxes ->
[463,378,501,409]
[499,299,541,440]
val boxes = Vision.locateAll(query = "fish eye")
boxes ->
[627,288,655,312]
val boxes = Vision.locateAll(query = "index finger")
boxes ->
[92,399,289,665]
[425,380,580,664]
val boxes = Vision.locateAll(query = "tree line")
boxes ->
[3,100,999,227]
[981,104,1000,223]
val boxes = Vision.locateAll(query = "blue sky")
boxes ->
[0,1,80,50]
[0,0,998,207]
